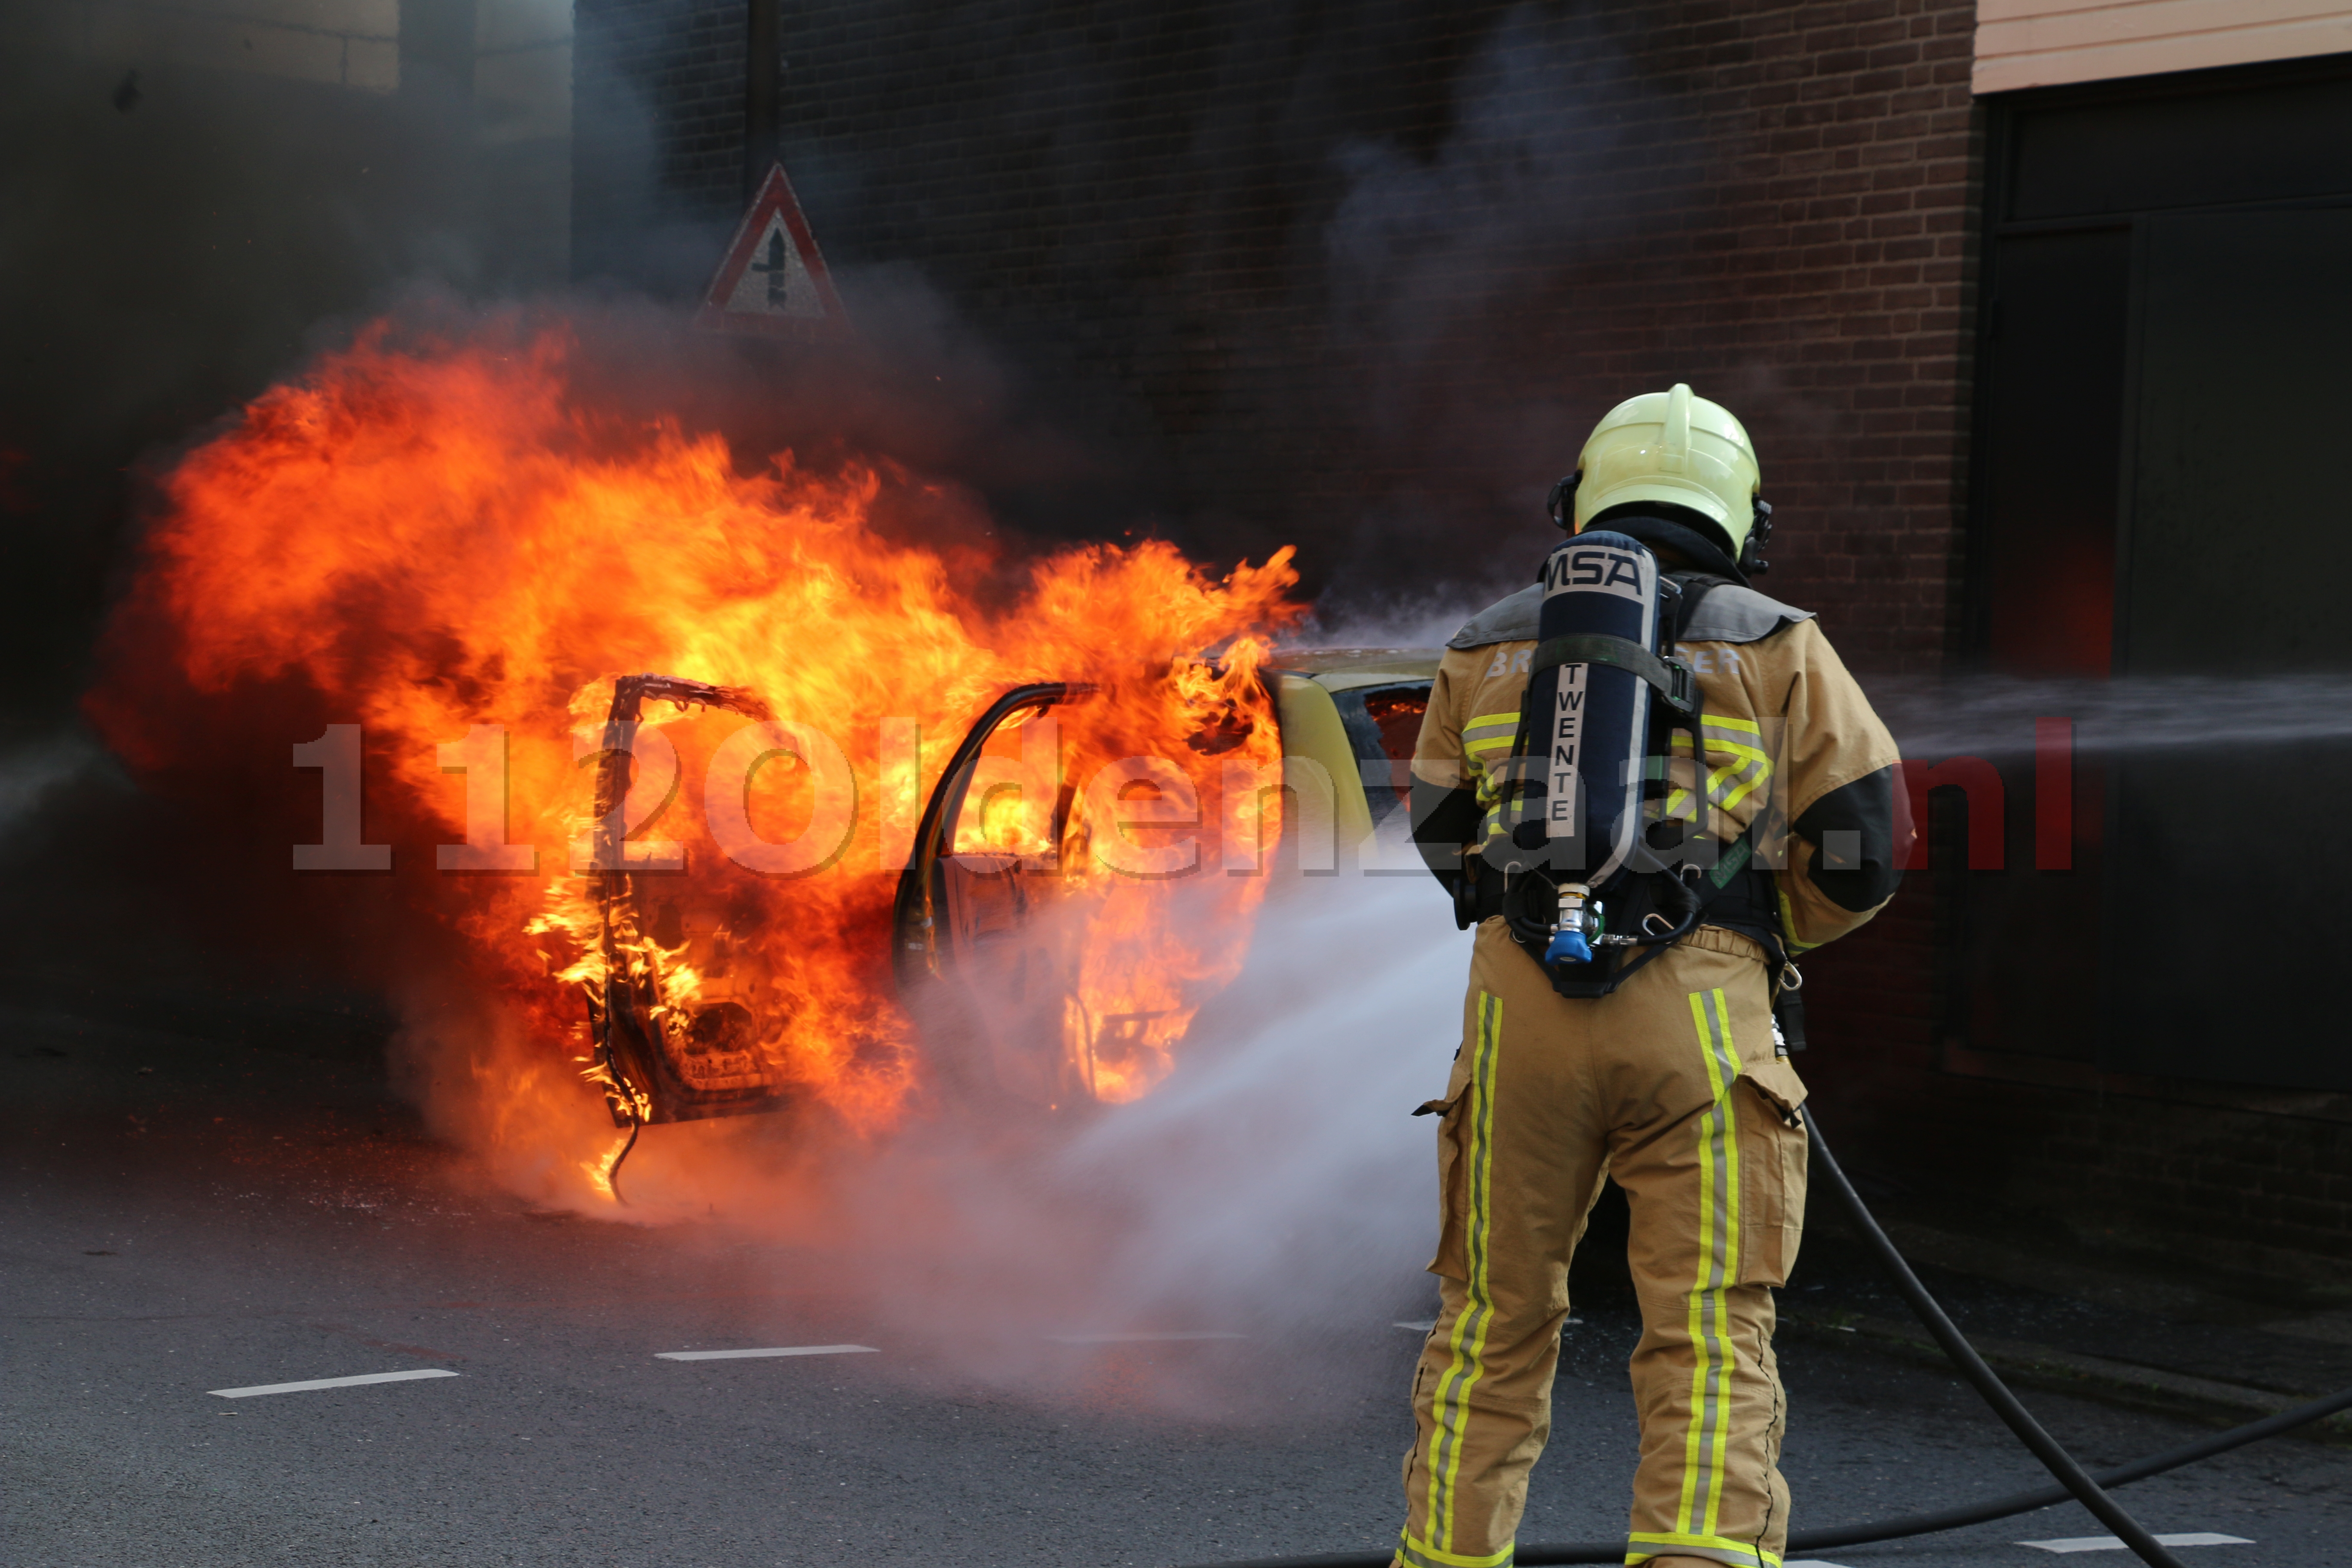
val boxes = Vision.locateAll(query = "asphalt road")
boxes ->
[6,1001,2350,1568]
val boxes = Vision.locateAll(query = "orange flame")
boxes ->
[90,318,1302,1193]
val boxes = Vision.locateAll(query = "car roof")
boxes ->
[1262,646,1442,692]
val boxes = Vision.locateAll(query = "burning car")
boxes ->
[579,649,1439,1135]
[95,322,1412,1194]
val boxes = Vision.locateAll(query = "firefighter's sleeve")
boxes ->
[1409,650,1483,888]
[1773,620,1908,951]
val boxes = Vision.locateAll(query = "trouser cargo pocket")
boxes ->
[1736,1057,1809,1286]
[1426,1086,1470,1281]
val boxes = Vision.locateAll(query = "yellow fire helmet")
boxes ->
[1570,383,1762,554]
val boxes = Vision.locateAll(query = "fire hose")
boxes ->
[1180,1112,2352,1568]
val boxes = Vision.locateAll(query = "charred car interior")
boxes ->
[575,650,1437,1143]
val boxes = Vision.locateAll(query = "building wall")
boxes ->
[573,0,745,288]
[65,0,402,92]
[1975,0,2352,95]
[55,0,570,275]
[59,0,570,110]
[574,0,1982,665]
[1933,1044,2352,1286]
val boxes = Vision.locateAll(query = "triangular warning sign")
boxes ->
[694,163,851,340]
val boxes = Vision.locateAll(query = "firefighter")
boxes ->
[1397,385,1905,1568]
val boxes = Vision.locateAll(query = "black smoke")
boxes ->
[0,0,1725,1017]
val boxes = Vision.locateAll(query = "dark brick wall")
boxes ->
[573,0,747,285]
[572,0,1981,653]
[2012,1084,2352,1286]
[1870,1055,2352,1289]
[571,0,2352,1279]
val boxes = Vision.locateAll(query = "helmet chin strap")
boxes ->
[1545,472,1580,529]
[1740,496,1774,576]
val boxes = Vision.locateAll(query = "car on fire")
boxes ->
[579,649,1440,1133]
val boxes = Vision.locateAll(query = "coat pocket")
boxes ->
[1736,1057,1810,1286]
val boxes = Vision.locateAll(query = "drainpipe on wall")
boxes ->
[743,0,780,205]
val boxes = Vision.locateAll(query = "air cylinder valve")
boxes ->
[1544,882,1596,966]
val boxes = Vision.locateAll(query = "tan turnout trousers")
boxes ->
[1395,921,1810,1568]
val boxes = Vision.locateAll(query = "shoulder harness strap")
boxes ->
[1528,634,1696,716]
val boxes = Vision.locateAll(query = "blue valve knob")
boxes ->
[1544,928,1592,966]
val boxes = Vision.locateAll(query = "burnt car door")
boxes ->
[891,683,1097,1110]
[581,674,789,1129]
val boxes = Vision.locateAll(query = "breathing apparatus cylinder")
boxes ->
[1497,530,1700,997]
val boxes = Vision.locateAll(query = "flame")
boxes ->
[90,318,1301,1193]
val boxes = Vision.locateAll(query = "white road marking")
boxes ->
[655,1344,878,1361]
[208,1369,458,1399]
[2020,1534,2252,1554]
[1042,1331,1245,1344]
[1785,1559,1855,1567]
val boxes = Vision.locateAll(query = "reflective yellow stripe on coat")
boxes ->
[1463,712,1521,845]
[1661,713,1772,825]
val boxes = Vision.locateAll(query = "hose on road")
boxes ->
[1176,1114,2349,1568]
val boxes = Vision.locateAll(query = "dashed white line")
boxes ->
[1042,1331,1245,1344]
[1393,1320,1436,1332]
[655,1344,878,1361]
[2020,1534,2253,1554]
[209,1369,459,1399]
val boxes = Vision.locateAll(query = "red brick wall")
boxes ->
[1610,0,1981,676]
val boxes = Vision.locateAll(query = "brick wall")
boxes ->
[571,0,2352,1279]
[572,0,1981,656]
[573,0,745,285]
[1879,1057,2352,1289]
